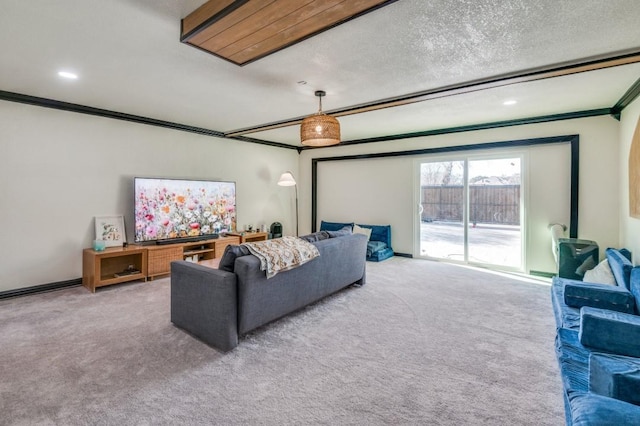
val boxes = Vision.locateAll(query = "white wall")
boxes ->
[0,101,625,290]
[526,143,572,272]
[619,97,640,262]
[317,156,414,257]
[0,101,298,292]
[300,115,621,274]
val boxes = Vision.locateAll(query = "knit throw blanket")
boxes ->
[243,236,320,279]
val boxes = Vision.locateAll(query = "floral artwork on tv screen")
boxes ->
[134,178,236,242]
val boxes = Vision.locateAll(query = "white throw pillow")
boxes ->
[353,224,372,240]
[583,259,616,285]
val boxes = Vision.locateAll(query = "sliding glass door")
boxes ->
[418,155,523,270]
[418,160,466,261]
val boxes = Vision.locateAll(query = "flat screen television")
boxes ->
[134,177,236,244]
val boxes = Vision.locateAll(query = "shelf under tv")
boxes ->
[183,248,213,256]
[82,235,242,291]
[156,234,219,245]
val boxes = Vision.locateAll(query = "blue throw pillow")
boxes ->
[367,241,387,258]
[327,226,353,238]
[320,220,354,232]
[299,231,331,243]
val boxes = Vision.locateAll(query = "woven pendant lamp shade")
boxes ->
[300,113,340,147]
[300,91,340,147]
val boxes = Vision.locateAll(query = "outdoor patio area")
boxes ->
[420,221,522,268]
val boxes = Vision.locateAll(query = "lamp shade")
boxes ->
[300,90,341,147]
[300,113,341,147]
[277,171,296,186]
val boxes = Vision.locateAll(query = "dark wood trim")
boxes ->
[181,0,248,42]
[181,0,400,67]
[229,0,401,67]
[569,137,580,238]
[393,253,413,258]
[0,278,81,300]
[1,75,631,155]
[529,270,556,278]
[304,109,608,149]
[226,49,640,136]
[0,90,298,151]
[239,0,401,67]
[611,76,640,120]
[313,135,577,163]
[311,135,580,241]
[311,159,318,232]
[227,135,299,150]
[0,89,225,134]
[180,42,248,68]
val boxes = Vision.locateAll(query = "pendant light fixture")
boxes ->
[300,90,340,147]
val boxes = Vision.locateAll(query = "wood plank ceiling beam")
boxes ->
[181,0,398,66]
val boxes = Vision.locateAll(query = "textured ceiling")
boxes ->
[0,0,639,148]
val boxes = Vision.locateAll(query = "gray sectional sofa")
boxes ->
[170,233,368,352]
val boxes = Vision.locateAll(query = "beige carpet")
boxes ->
[0,257,564,425]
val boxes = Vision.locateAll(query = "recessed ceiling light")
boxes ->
[503,100,517,106]
[58,71,78,80]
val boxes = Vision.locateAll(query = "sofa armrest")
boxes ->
[590,353,640,406]
[579,307,640,358]
[606,248,633,290]
[170,261,238,352]
[570,393,640,425]
[564,282,635,313]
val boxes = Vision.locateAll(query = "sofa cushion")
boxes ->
[327,226,353,238]
[353,224,372,240]
[589,353,640,406]
[298,231,331,243]
[368,247,394,262]
[367,241,387,258]
[583,259,616,285]
[218,244,251,272]
[358,224,392,248]
[563,281,635,313]
[630,268,640,315]
[320,220,354,232]
[570,393,640,426]
[579,307,640,358]
[606,248,633,290]
[551,279,582,330]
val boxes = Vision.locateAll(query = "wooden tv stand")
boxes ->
[146,235,240,280]
[82,235,242,292]
[82,246,148,293]
[226,231,268,243]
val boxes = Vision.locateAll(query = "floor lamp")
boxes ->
[277,171,298,236]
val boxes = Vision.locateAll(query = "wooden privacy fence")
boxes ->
[421,185,520,225]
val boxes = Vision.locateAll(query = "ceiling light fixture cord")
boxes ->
[316,90,324,114]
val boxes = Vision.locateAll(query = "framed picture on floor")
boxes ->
[95,215,126,247]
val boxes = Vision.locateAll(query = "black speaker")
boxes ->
[270,222,282,239]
